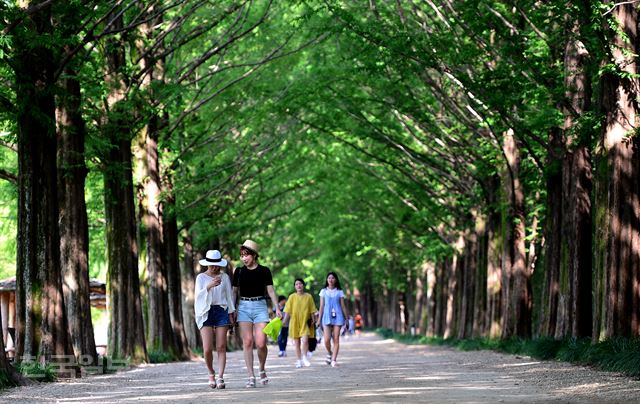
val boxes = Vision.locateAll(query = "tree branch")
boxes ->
[2,0,58,35]
[0,94,16,115]
[0,168,17,184]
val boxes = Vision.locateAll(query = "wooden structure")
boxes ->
[0,277,106,358]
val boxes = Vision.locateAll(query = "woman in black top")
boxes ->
[232,239,282,388]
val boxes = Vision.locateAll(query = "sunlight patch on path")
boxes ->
[2,332,640,403]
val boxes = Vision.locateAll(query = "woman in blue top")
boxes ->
[316,272,348,367]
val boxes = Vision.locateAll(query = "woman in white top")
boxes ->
[194,249,235,389]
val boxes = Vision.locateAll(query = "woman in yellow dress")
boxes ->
[283,278,317,368]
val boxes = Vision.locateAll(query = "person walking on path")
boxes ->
[276,295,289,357]
[283,278,317,368]
[317,272,348,368]
[193,249,235,389]
[232,239,282,388]
[354,312,363,336]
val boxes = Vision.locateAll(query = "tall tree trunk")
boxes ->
[502,129,531,338]
[463,221,480,338]
[383,286,392,329]
[103,12,147,362]
[140,112,174,353]
[398,290,408,334]
[137,8,177,356]
[403,270,413,334]
[472,213,487,337]
[598,2,640,338]
[57,67,98,364]
[435,258,449,336]
[163,188,189,359]
[457,232,470,339]
[500,172,514,339]
[557,20,594,339]
[363,280,375,328]
[559,146,593,338]
[593,150,609,341]
[414,262,428,335]
[14,0,74,365]
[540,128,563,337]
[104,136,147,361]
[486,176,502,338]
[444,237,463,338]
[425,261,436,337]
[181,233,201,350]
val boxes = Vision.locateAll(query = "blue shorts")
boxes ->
[202,305,231,327]
[237,300,270,324]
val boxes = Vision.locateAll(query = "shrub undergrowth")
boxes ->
[15,361,56,382]
[148,350,176,363]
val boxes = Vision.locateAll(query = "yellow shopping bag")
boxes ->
[262,317,282,341]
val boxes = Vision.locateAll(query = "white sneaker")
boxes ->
[302,357,311,367]
[331,360,337,368]
[295,360,303,368]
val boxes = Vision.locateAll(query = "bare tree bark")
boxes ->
[57,66,98,365]
[425,261,437,337]
[444,236,463,338]
[458,227,477,339]
[435,258,449,336]
[598,1,640,338]
[540,128,562,337]
[501,130,531,338]
[485,175,502,338]
[14,0,74,365]
[413,262,428,335]
[555,17,593,339]
[162,189,190,359]
[180,233,201,350]
[103,11,147,362]
[472,213,487,337]
[140,110,175,354]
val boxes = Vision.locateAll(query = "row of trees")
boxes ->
[311,1,640,342]
[0,0,639,386]
[0,0,308,383]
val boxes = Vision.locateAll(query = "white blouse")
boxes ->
[194,271,235,329]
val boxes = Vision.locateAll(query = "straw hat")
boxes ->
[240,239,260,255]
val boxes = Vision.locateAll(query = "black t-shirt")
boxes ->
[232,264,273,298]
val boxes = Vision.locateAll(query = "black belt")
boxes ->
[240,296,266,301]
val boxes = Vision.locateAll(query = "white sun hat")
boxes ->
[199,249,228,267]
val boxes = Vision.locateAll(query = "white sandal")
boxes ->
[246,376,256,388]
[259,369,269,385]
[208,373,217,389]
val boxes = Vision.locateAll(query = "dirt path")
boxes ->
[3,332,640,403]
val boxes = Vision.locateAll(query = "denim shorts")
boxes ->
[202,305,231,327]
[237,300,270,324]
